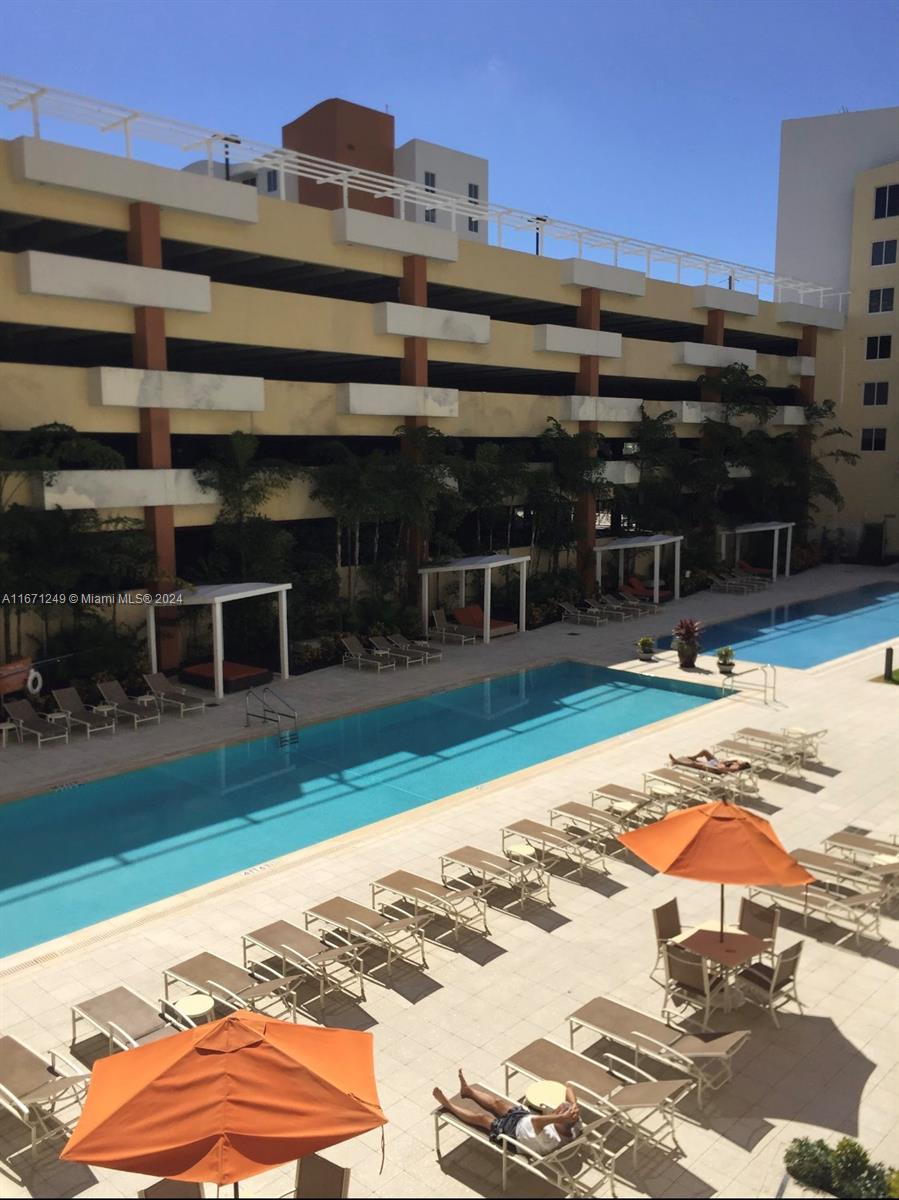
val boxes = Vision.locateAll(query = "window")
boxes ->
[869,287,895,313]
[425,208,436,223]
[860,427,887,451]
[240,175,257,188]
[874,184,899,219]
[863,381,889,406]
[424,170,436,222]
[266,169,278,193]
[867,334,892,359]
[467,182,479,233]
[872,239,897,266]
[468,183,479,199]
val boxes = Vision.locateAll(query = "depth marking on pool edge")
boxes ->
[242,862,272,876]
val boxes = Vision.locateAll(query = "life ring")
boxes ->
[26,668,42,696]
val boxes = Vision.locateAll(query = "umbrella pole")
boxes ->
[719,884,725,941]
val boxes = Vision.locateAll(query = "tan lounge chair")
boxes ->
[549,801,628,854]
[138,1183,205,1199]
[734,941,804,1027]
[304,896,427,976]
[662,945,728,1030]
[144,672,206,717]
[97,679,161,728]
[746,882,884,945]
[431,609,476,645]
[51,687,115,738]
[340,635,396,672]
[712,737,802,781]
[568,995,750,1106]
[501,817,608,876]
[3,699,69,748]
[242,920,365,1008]
[708,572,755,594]
[368,635,425,667]
[0,1035,88,1156]
[791,847,894,897]
[558,601,607,626]
[163,951,297,1020]
[644,765,722,800]
[294,1154,351,1198]
[387,632,442,662]
[736,725,826,764]
[71,985,193,1054]
[823,829,899,862]
[584,597,637,621]
[371,869,490,940]
[589,782,668,827]
[440,843,551,908]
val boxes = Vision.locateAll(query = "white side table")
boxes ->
[172,992,215,1025]
[525,1078,567,1111]
[505,841,537,865]
[0,720,20,749]
[46,711,70,727]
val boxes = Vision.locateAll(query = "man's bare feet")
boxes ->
[458,1069,471,1098]
[433,1087,449,1108]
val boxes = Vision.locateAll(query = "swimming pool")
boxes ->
[0,662,719,956]
[659,582,899,669]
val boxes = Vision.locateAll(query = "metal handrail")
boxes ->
[245,688,279,728]
[261,686,298,729]
[721,662,778,706]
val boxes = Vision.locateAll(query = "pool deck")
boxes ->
[1,561,898,1199]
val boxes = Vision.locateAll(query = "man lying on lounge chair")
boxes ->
[434,1070,582,1156]
[669,749,750,775]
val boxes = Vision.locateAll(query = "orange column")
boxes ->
[575,286,601,596]
[700,308,724,404]
[399,255,428,587]
[798,324,817,406]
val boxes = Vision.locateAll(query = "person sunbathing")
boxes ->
[669,749,750,775]
[434,1071,581,1156]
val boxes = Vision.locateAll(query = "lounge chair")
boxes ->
[340,635,396,672]
[97,679,161,728]
[452,604,518,638]
[368,635,425,667]
[138,1183,205,1200]
[712,736,803,781]
[734,941,804,1027]
[823,828,899,863]
[662,945,728,1030]
[304,896,428,976]
[3,698,69,748]
[387,632,442,662]
[0,1035,88,1156]
[568,996,750,1107]
[163,951,298,1020]
[558,600,607,626]
[371,869,490,940]
[439,843,552,908]
[618,585,663,612]
[746,882,884,946]
[628,575,672,602]
[645,763,758,803]
[51,687,116,739]
[708,572,755,594]
[144,672,206,717]
[294,1154,350,1198]
[500,817,607,876]
[71,985,194,1054]
[431,608,476,645]
[589,782,669,826]
[584,596,637,621]
[242,920,365,1008]
[548,801,628,854]
[790,847,897,899]
[735,725,827,764]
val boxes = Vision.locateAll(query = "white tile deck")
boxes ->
[0,563,897,1198]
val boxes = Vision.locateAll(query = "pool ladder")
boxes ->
[245,687,299,746]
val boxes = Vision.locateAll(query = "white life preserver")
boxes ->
[26,668,42,696]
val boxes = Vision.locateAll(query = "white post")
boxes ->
[673,539,682,601]
[596,548,603,594]
[785,525,793,577]
[735,532,742,566]
[719,531,726,562]
[460,569,466,607]
[653,544,661,606]
[772,527,780,582]
[421,571,429,636]
[483,567,492,644]
[618,548,625,590]
[146,606,158,674]
[278,590,289,682]
[212,600,224,702]
[519,560,527,632]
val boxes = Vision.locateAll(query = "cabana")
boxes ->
[595,534,683,604]
[419,554,529,644]
[719,522,794,581]
[146,582,292,700]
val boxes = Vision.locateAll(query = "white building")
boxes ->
[394,139,488,243]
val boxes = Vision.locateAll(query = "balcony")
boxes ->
[372,303,490,344]
[562,396,642,422]
[774,302,845,331]
[87,367,264,411]
[787,357,815,377]
[16,251,211,313]
[672,343,758,370]
[534,326,622,357]
[331,209,458,261]
[559,259,646,297]
[40,469,211,510]
[336,382,459,418]
[691,285,759,317]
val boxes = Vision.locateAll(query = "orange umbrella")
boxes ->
[618,799,814,937]
[61,1011,386,1190]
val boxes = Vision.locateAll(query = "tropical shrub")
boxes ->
[784,1136,893,1198]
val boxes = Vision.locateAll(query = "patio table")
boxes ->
[679,927,766,1011]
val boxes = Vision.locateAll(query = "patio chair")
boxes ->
[3,698,69,748]
[294,1154,350,1198]
[733,896,779,962]
[746,882,884,946]
[708,572,755,594]
[97,679,161,729]
[617,586,663,612]
[568,995,750,1107]
[584,596,637,621]
[71,985,194,1054]
[431,609,476,644]
[0,1035,88,1156]
[339,635,396,672]
[387,632,442,662]
[371,869,490,941]
[452,604,518,638]
[734,941,804,1027]
[628,575,672,602]
[652,899,689,978]
[644,765,721,801]
[144,672,207,717]
[501,817,607,876]
[163,951,298,1020]
[558,600,606,626]
[589,782,668,826]
[242,920,366,1008]
[662,945,728,1030]
[440,843,552,908]
[823,828,899,863]
[548,801,628,855]
[51,687,116,739]
[368,634,425,667]
[138,1184,205,1200]
[304,896,428,976]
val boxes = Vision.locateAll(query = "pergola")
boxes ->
[146,582,292,700]
[595,533,684,604]
[419,553,529,644]
[719,522,795,581]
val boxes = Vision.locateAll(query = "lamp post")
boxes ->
[221,133,241,181]
[532,215,548,255]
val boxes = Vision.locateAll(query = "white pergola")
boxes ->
[719,522,795,581]
[419,554,529,644]
[146,582,292,700]
[595,533,684,604]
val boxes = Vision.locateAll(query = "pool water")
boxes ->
[658,582,899,669]
[0,662,719,955]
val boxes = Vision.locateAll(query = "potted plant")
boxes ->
[635,636,656,662]
[716,646,735,675]
[672,618,701,669]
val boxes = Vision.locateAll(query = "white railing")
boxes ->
[0,74,846,310]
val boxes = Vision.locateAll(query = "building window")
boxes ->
[425,208,436,223]
[467,182,479,233]
[424,171,436,222]
[468,183,479,200]
[860,427,887,451]
[866,334,892,359]
[240,175,257,188]
[266,169,279,193]
[869,287,895,313]
[874,184,899,219]
[863,381,889,406]
[872,239,897,266]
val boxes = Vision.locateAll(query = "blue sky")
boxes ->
[3,0,898,270]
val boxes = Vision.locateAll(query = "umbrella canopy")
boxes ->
[61,1011,386,1185]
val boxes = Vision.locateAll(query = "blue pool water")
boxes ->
[0,663,719,955]
[659,582,899,669]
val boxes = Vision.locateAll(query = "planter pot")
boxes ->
[637,652,655,662]
[676,647,699,669]
[718,663,734,675]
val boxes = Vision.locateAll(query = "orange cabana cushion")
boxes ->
[453,604,513,629]
[0,657,32,697]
